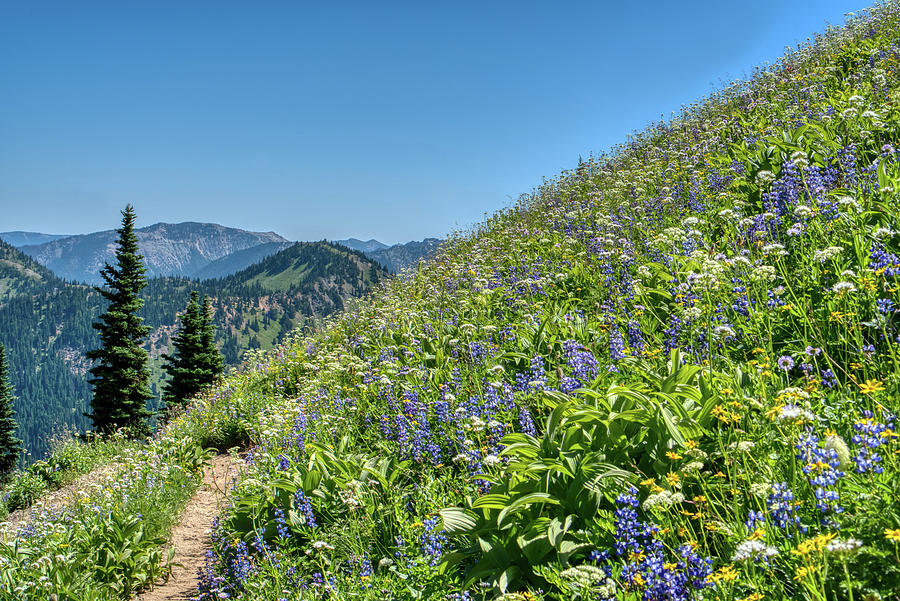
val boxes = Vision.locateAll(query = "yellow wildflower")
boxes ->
[859,379,885,394]
[792,533,837,556]
[886,528,900,542]
[708,565,739,583]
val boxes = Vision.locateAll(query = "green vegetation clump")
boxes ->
[0,430,141,518]
[0,433,206,598]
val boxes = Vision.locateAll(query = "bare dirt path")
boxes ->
[135,454,242,601]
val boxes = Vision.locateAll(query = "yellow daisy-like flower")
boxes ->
[886,528,900,542]
[707,565,739,583]
[859,379,885,394]
[666,451,683,460]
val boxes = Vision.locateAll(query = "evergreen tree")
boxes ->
[161,291,204,409]
[199,295,225,380]
[161,292,223,410]
[0,343,23,479]
[86,205,153,437]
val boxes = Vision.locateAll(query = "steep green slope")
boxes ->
[0,239,59,302]
[158,6,900,601]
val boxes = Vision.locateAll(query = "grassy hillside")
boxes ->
[0,239,58,302]
[5,4,900,600]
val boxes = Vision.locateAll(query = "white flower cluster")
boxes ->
[794,204,815,218]
[872,226,895,240]
[762,243,788,257]
[560,564,608,588]
[642,489,686,511]
[712,325,736,340]
[832,281,857,294]
[728,440,756,453]
[776,405,816,423]
[825,538,863,555]
[732,539,779,562]
[756,170,776,186]
[750,265,777,283]
[837,196,861,212]
[813,246,844,263]
[790,150,809,168]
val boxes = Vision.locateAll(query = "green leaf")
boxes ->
[497,493,560,528]
[497,565,521,593]
[440,507,478,533]
[472,494,509,510]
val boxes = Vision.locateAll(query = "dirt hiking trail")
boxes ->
[135,454,242,601]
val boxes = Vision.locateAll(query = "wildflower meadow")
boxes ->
[5,3,900,600]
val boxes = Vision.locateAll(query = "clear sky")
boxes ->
[0,1,868,244]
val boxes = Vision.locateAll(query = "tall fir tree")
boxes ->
[86,205,153,437]
[0,343,23,479]
[161,292,224,410]
[199,295,225,381]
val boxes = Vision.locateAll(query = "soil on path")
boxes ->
[135,454,242,601]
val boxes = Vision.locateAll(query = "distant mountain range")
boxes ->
[335,237,443,273]
[334,238,389,253]
[0,231,71,247]
[2,223,289,284]
[2,227,443,283]
[0,220,445,461]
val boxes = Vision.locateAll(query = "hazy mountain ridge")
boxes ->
[366,237,443,273]
[18,222,289,284]
[191,241,294,280]
[334,237,443,273]
[0,231,71,247]
[334,238,389,253]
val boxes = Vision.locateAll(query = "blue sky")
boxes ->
[0,1,867,244]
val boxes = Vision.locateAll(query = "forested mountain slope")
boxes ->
[0,241,386,461]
